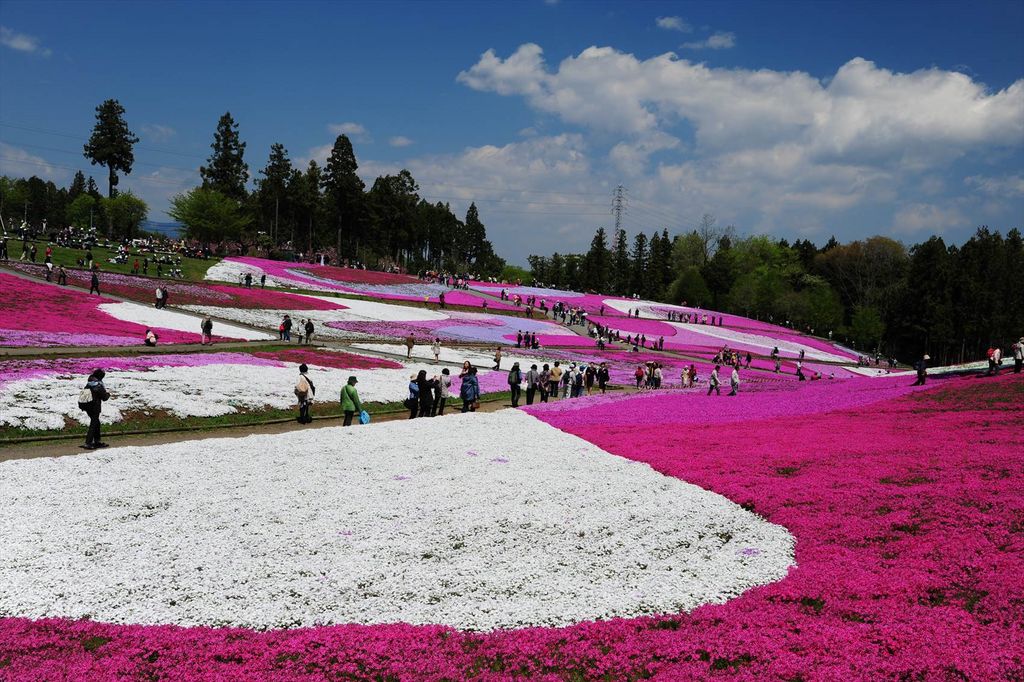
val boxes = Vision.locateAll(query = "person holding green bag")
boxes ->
[340,375,362,426]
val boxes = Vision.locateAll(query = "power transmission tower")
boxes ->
[611,185,627,232]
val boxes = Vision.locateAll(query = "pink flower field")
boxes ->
[0,273,229,347]
[3,374,1019,679]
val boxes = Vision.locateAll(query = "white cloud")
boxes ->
[388,136,414,148]
[0,26,51,57]
[141,124,176,142]
[656,16,691,32]
[0,142,63,181]
[682,31,736,50]
[327,122,371,142]
[964,174,1024,197]
[891,202,969,235]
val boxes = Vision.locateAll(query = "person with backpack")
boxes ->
[707,365,722,396]
[79,369,110,449]
[294,364,315,423]
[200,316,213,345]
[460,366,480,412]
[508,362,522,407]
[340,375,362,426]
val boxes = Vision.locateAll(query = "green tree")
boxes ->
[611,228,630,295]
[630,232,648,297]
[849,306,885,350]
[68,171,87,201]
[83,99,139,198]
[101,191,147,239]
[582,227,610,292]
[169,187,251,242]
[65,193,96,228]
[254,142,293,245]
[667,265,711,306]
[322,135,365,259]
[200,112,249,202]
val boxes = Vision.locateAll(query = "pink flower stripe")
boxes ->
[0,352,285,387]
[0,272,218,347]
[3,375,1019,679]
[251,349,403,371]
[5,262,347,310]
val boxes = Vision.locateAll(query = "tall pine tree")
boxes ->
[582,227,610,293]
[322,135,365,260]
[630,232,649,298]
[83,99,138,198]
[612,228,630,295]
[200,112,249,202]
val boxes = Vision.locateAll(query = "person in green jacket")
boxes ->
[340,375,362,426]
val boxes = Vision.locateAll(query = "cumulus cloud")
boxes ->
[656,16,691,32]
[891,202,970,235]
[682,31,736,50]
[0,142,62,180]
[0,26,51,56]
[388,136,414,148]
[328,122,371,142]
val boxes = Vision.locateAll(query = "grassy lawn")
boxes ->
[18,242,216,281]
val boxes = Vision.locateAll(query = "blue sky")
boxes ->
[1,0,1022,262]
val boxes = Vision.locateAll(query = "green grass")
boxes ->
[23,243,216,281]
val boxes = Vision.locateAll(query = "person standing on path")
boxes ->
[260,274,266,288]
[508,362,522,407]
[538,364,551,402]
[407,374,420,419]
[200,316,214,345]
[57,265,67,286]
[417,370,434,418]
[728,366,740,396]
[597,363,609,393]
[525,364,540,405]
[707,365,722,396]
[304,319,314,345]
[1014,337,1023,374]
[79,369,110,449]
[89,270,100,295]
[493,347,502,370]
[460,367,480,413]
[549,362,562,399]
[340,376,362,426]
[432,338,441,363]
[294,364,315,423]
[405,334,415,359]
[282,315,292,342]
[435,368,451,415]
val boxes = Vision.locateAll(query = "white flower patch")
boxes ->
[97,302,274,341]
[0,361,455,430]
[352,343,547,370]
[203,260,281,288]
[0,410,795,631]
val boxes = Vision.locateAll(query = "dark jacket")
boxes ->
[85,377,110,414]
[460,374,480,401]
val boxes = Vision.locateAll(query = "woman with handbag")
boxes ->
[295,364,315,423]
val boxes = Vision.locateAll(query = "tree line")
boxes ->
[528,217,1023,365]
[3,100,506,275]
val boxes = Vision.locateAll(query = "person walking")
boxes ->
[79,369,110,449]
[282,315,292,342]
[912,354,929,386]
[304,319,314,345]
[405,334,415,359]
[460,366,480,412]
[728,366,740,396]
[155,286,164,308]
[57,265,67,286]
[549,361,562,399]
[340,376,362,426]
[493,347,502,370]
[508,362,522,407]
[260,274,266,288]
[1014,337,1023,374]
[634,365,645,390]
[707,365,722,396]
[597,363,609,393]
[435,368,452,415]
[294,364,315,423]
[89,270,100,295]
[431,338,441,363]
[200,316,213,345]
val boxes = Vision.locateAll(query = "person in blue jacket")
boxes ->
[460,366,480,413]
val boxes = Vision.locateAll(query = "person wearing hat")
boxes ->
[294,364,315,423]
[79,368,110,449]
[1014,337,1023,374]
[912,354,929,386]
[340,375,362,426]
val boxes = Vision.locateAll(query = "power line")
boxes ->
[0,155,193,187]
[0,140,200,174]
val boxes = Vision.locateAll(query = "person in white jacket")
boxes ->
[431,338,441,363]
[728,367,740,396]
